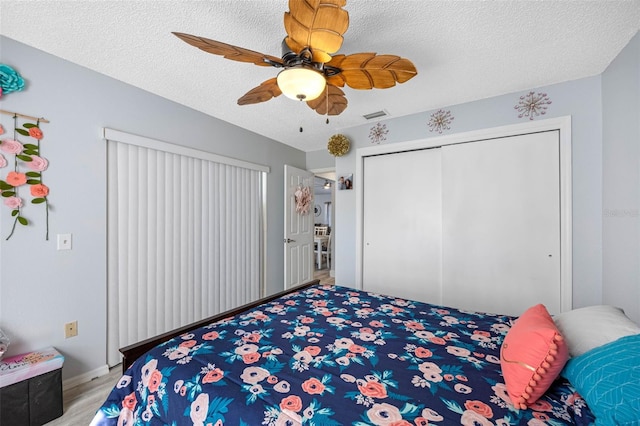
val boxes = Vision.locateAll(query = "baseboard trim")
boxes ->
[63,364,110,391]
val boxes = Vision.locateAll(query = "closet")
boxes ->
[361,130,563,316]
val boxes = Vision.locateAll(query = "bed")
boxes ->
[91,282,622,425]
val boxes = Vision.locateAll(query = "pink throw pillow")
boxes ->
[500,304,569,409]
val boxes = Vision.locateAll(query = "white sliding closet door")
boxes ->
[362,148,442,302]
[441,131,560,316]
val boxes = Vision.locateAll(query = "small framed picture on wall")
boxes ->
[337,174,353,190]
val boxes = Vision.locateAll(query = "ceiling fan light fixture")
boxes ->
[277,66,326,101]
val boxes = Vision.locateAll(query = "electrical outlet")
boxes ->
[64,321,78,338]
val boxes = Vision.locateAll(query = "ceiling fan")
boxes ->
[173,0,418,117]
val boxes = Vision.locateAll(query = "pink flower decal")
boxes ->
[30,183,49,198]
[6,171,26,186]
[2,118,50,240]
[28,127,43,140]
[0,139,23,154]
[0,124,4,135]
[4,196,22,209]
[26,156,48,171]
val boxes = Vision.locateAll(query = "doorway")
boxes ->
[313,173,335,284]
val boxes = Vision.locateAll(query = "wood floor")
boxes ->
[46,271,334,424]
[46,366,121,425]
[313,267,334,285]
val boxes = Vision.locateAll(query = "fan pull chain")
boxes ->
[325,87,330,124]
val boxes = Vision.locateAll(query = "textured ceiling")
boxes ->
[1,1,638,152]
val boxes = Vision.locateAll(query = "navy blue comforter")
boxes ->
[91,284,594,425]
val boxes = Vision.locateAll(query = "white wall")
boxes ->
[602,32,640,324]
[334,75,605,313]
[0,36,305,382]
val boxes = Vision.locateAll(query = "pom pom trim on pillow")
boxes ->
[500,304,569,409]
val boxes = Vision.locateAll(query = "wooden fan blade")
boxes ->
[173,32,283,67]
[325,54,347,87]
[334,52,418,90]
[237,78,282,105]
[306,85,348,116]
[284,0,349,63]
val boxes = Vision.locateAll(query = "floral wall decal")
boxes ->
[0,64,26,97]
[514,91,552,120]
[428,109,454,134]
[369,122,389,144]
[0,114,50,240]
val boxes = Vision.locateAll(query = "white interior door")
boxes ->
[441,131,561,316]
[284,165,314,289]
[362,148,442,302]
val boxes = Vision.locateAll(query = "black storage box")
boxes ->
[0,348,64,426]
[0,369,63,425]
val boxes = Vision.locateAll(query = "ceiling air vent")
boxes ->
[362,110,389,120]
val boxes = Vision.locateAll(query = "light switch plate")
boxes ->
[57,233,72,250]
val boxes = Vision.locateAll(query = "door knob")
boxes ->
[284,238,296,243]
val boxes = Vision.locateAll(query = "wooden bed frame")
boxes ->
[119,280,320,373]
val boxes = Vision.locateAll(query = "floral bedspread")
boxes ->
[91,284,594,425]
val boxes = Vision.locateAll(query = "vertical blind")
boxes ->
[106,130,266,366]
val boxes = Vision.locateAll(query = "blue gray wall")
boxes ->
[0,36,305,381]
[306,148,335,171]
[602,32,640,323]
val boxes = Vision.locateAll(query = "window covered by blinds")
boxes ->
[105,130,265,366]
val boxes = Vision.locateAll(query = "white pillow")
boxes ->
[553,305,640,357]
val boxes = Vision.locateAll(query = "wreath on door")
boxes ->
[294,185,312,215]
